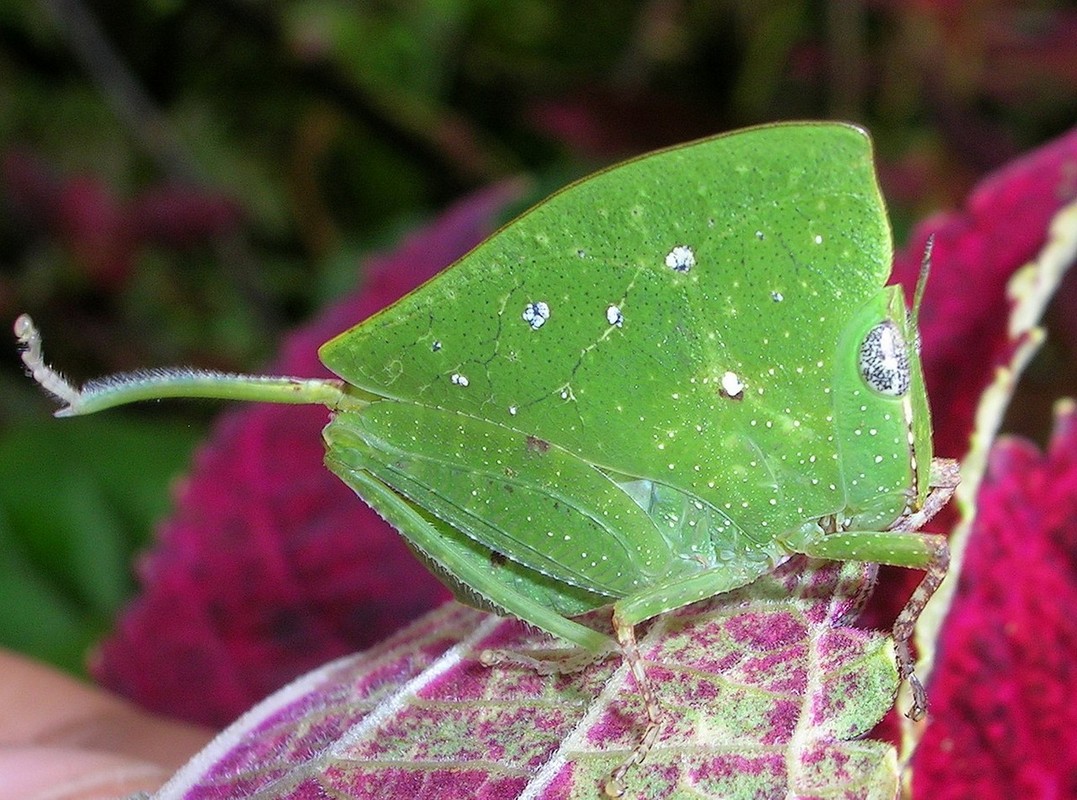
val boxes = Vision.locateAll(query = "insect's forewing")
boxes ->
[321,123,892,548]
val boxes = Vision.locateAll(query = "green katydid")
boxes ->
[15,122,956,796]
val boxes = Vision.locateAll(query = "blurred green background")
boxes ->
[1,0,1075,676]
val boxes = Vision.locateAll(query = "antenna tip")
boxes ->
[14,313,34,342]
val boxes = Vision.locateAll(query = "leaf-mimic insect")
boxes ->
[15,122,957,796]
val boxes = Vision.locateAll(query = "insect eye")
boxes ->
[859,320,910,396]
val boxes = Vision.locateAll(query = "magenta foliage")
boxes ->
[914,405,1077,799]
[892,126,1077,460]
[862,126,1077,631]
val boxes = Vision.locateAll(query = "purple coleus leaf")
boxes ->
[152,559,900,800]
[2,148,244,289]
[91,181,526,726]
[913,402,1077,800]
[892,126,1077,461]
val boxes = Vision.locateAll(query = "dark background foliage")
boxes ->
[1,0,1074,735]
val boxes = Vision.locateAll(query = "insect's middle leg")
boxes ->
[601,563,773,796]
[480,643,616,675]
[602,617,661,798]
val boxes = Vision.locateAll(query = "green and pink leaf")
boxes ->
[153,559,899,799]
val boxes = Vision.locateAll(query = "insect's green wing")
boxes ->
[325,421,615,633]
[321,122,893,553]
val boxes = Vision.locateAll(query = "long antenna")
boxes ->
[912,234,934,322]
[14,314,362,417]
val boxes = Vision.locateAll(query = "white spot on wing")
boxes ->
[665,245,695,273]
[522,301,550,330]
[606,305,624,327]
[451,373,469,387]
[720,370,745,399]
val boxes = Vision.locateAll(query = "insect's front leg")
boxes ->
[890,536,949,718]
[788,529,950,719]
[890,458,960,534]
